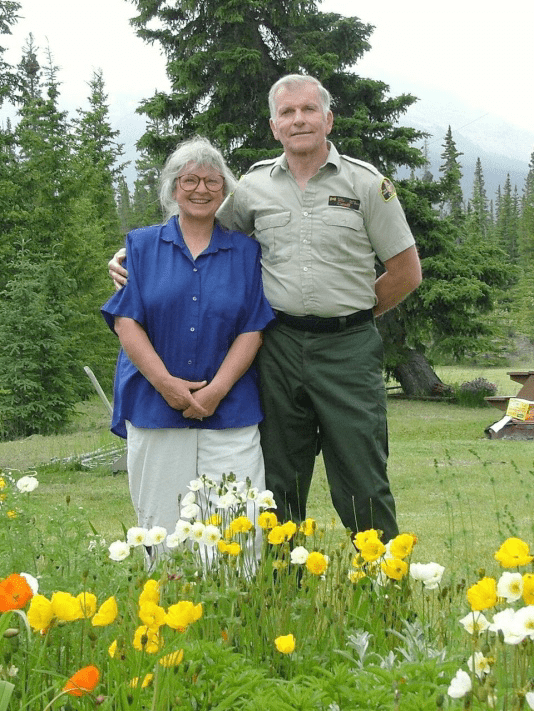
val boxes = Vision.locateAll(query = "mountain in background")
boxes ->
[393,96,533,205]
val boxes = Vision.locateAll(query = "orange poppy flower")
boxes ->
[0,573,33,611]
[63,665,100,697]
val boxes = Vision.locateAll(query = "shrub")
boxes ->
[453,377,497,408]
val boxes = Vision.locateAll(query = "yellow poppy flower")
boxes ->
[274,633,295,654]
[306,551,328,575]
[348,570,366,583]
[389,533,416,559]
[258,512,278,530]
[138,601,166,629]
[267,526,286,545]
[129,673,154,688]
[92,596,118,627]
[159,649,184,667]
[467,577,498,611]
[381,557,409,581]
[353,529,381,550]
[494,538,534,568]
[359,539,386,563]
[76,592,97,618]
[299,518,316,536]
[133,625,163,654]
[27,594,54,632]
[165,601,203,632]
[51,591,83,622]
[228,516,253,535]
[281,521,297,540]
[138,579,160,606]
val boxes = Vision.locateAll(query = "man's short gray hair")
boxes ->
[268,75,332,119]
[159,136,237,223]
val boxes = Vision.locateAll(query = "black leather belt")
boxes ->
[274,309,373,333]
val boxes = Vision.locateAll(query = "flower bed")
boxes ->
[0,468,533,710]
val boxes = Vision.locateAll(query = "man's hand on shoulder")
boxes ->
[109,247,128,290]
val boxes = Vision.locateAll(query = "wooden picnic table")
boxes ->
[485,370,534,439]
[485,370,534,412]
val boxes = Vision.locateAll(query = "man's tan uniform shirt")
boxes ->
[216,143,415,317]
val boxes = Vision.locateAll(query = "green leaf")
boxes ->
[0,681,14,711]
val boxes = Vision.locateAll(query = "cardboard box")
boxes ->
[506,398,534,422]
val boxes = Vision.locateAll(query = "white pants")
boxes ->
[125,423,265,555]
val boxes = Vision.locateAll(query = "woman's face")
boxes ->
[172,163,225,222]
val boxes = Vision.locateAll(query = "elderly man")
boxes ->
[110,74,422,541]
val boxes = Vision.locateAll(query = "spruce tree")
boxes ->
[72,69,124,251]
[439,126,463,224]
[0,0,19,105]
[129,0,425,175]
[495,174,520,262]
[468,157,490,238]
[519,150,534,263]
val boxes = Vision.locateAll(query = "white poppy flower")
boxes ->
[409,562,445,589]
[290,546,309,565]
[489,608,525,645]
[525,691,534,709]
[497,571,523,602]
[182,491,197,505]
[16,476,39,493]
[467,651,490,680]
[166,532,182,549]
[181,503,201,519]
[190,522,206,541]
[174,520,193,542]
[513,605,534,640]
[459,611,490,634]
[216,492,238,510]
[145,526,167,545]
[127,527,148,547]
[246,487,259,501]
[257,490,277,509]
[201,524,222,547]
[447,669,472,698]
[187,479,203,492]
[108,540,131,561]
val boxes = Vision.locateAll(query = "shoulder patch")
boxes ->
[340,155,380,176]
[380,177,397,202]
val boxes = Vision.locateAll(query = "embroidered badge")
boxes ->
[380,178,396,202]
[328,196,361,210]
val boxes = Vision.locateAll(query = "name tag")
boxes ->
[328,195,361,211]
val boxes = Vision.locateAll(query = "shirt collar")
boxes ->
[161,217,233,253]
[272,141,341,176]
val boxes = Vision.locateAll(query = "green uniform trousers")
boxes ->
[257,319,398,542]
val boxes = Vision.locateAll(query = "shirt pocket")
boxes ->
[319,209,365,263]
[254,212,292,265]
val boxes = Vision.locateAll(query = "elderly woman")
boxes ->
[101,137,274,555]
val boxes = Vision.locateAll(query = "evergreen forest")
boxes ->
[0,0,532,440]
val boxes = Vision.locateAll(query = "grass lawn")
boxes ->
[1,364,532,579]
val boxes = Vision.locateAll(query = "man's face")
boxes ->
[269,83,333,158]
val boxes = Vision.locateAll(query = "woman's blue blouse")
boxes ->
[101,218,275,438]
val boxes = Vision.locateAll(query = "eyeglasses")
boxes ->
[177,174,224,192]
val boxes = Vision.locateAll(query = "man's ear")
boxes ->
[326,110,333,136]
[269,118,280,142]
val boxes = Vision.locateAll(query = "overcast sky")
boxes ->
[1,0,532,165]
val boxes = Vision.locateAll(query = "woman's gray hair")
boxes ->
[268,75,332,119]
[159,136,237,223]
